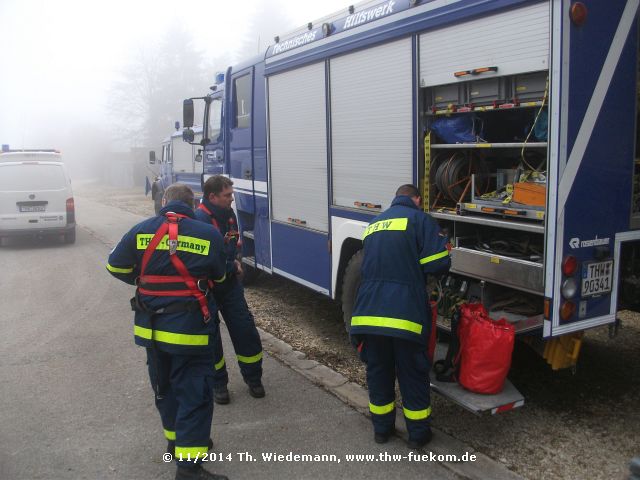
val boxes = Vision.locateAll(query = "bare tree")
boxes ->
[108,26,211,148]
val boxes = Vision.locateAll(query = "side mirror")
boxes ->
[195,149,203,162]
[149,151,156,165]
[183,99,194,128]
[183,128,195,143]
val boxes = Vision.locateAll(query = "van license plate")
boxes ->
[581,260,613,297]
[20,205,46,212]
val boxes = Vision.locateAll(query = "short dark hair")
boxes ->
[395,184,420,198]
[163,183,195,208]
[203,175,234,198]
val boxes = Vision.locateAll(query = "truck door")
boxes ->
[203,92,225,177]
[544,0,638,336]
[228,68,255,199]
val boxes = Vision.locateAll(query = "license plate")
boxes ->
[581,260,613,297]
[19,205,46,212]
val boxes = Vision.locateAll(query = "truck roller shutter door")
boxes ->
[269,62,328,232]
[331,37,413,211]
[419,1,549,87]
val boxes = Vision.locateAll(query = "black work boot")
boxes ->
[407,428,433,450]
[374,427,395,444]
[175,465,228,480]
[213,386,230,405]
[248,382,265,398]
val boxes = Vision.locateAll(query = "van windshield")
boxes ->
[0,164,67,191]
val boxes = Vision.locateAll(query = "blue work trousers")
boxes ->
[360,335,432,443]
[146,348,215,467]
[212,276,263,387]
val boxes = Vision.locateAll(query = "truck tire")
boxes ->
[64,228,76,244]
[341,249,364,333]
[154,194,162,215]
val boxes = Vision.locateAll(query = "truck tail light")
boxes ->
[560,301,576,321]
[66,197,75,224]
[562,255,578,276]
[561,278,578,299]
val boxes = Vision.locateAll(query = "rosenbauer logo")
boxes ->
[569,236,610,249]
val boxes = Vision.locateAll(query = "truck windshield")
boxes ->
[0,164,66,191]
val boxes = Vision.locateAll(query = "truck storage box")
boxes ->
[431,83,466,110]
[512,182,546,207]
[467,77,508,106]
[512,71,548,102]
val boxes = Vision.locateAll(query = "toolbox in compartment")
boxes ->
[512,71,548,102]
[431,82,466,110]
[467,77,509,106]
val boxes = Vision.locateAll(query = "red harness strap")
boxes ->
[138,213,211,323]
[197,203,219,230]
[197,203,241,248]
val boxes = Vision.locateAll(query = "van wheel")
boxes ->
[154,194,162,215]
[64,228,76,244]
[341,250,364,333]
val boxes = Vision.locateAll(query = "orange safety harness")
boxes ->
[136,212,212,323]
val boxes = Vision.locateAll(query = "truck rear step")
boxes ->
[430,343,524,415]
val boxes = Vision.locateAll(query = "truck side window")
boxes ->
[209,98,222,141]
[234,75,251,129]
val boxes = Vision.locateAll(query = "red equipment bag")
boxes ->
[457,303,515,394]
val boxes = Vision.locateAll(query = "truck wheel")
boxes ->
[154,194,162,215]
[64,228,76,244]
[341,250,364,333]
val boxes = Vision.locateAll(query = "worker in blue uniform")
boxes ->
[195,175,265,404]
[350,184,450,449]
[107,184,229,480]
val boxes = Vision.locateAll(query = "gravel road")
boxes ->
[81,182,640,480]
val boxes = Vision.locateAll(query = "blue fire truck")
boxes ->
[177,0,640,413]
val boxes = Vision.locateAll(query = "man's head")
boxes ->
[203,175,234,210]
[395,184,421,208]
[162,183,195,210]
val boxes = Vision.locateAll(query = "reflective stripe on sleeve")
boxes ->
[351,316,423,335]
[106,263,134,274]
[403,406,432,420]
[134,325,209,346]
[362,218,408,240]
[214,357,226,371]
[369,402,395,415]
[419,249,449,265]
[237,351,263,364]
[164,429,176,441]
[214,273,227,283]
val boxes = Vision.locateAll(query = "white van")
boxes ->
[0,151,76,244]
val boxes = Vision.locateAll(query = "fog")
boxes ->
[0,0,349,181]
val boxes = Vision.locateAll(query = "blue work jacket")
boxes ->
[195,198,240,276]
[350,195,451,345]
[106,201,226,355]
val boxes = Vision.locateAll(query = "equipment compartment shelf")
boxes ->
[431,142,547,149]
[450,247,544,295]
[430,211,545,234]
